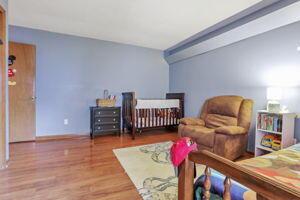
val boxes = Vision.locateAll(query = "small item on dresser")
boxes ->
[103,89,109,99]
[96,90,116,107]
[96,99,116,107]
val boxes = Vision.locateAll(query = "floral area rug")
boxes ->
[113,141,205,200]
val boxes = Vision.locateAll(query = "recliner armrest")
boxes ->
[215,126,246,135]
[180,118,205,126]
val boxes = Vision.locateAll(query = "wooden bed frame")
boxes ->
[122,92,184,139]
[178,150,300,200]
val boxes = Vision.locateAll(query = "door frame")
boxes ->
[0,5,7,169]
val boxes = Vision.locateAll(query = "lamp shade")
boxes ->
[267,87,282,100]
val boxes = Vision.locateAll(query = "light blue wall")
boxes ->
[170,21,300,151]
[9,26,169,136]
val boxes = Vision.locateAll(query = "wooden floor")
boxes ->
[0,131,253,200]
[0,131,178,200]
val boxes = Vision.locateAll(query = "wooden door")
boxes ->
[9,42,36,142]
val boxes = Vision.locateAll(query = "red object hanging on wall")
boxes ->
[8,68,15,77]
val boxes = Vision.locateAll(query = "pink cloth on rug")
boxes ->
[170,137,197,167]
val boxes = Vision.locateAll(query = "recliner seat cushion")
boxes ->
[180,125,215,148]
[205,114,237,129]
[180,118,205,126]
[215,126,246,135]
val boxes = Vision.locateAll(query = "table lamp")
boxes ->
[267,87,282,113]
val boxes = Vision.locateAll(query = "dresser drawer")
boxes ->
[94,124,120,132]
[90,106,121,138]
[95,117,119,124]
[94,109,119,117]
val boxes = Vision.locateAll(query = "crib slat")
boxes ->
[173,108,176,124]
[144,109,147,128]
[169,108,171,125]
[169,108,172,125]
[167,108,169,126]
[162,109,165,126]
[203,167,211,200]
[139,109,142,128]
[135,109,138,128]
[148,109,150,127]
[165,108,167,126]
[142,109,145,128]
[166,109,168,125]
[143,109,146,128]
[140,109,142,128]
[170,108,174,125]
[223,177,232,200]
[173,108,175,125]
[174,108,177,124]
[176,108,182,124]
[139,109,142,129]
[155,108,159,126]
[152,108,154,127]
[146,109,149,127]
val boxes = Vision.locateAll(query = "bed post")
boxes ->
[122,92,136,140]
[131,92,136,140]
[178,155,194,200]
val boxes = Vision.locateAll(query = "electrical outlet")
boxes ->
[64,119,68,125]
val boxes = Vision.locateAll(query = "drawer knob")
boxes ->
[113,119,116,121]
[113,126,116,128]
[98,119,101,122]
[98,112,101,115]
[97,127,101,130]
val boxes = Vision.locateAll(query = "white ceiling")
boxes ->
[9,0,262,50]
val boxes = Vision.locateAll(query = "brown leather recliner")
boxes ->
[179,96,253,161]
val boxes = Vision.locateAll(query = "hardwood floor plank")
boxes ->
[0,131,252,200]
[0,131,178,200]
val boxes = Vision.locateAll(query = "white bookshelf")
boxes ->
[255,110,296,157]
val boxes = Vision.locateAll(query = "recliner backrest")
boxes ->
[200,96,253,130]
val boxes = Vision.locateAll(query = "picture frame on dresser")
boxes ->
[90,106,121,139]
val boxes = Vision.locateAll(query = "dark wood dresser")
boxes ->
[90,107,121,139]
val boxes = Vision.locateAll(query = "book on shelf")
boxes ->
[257,113,282,133]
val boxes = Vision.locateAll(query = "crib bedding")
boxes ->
[195,143,300,199]
[135,99,180,109]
